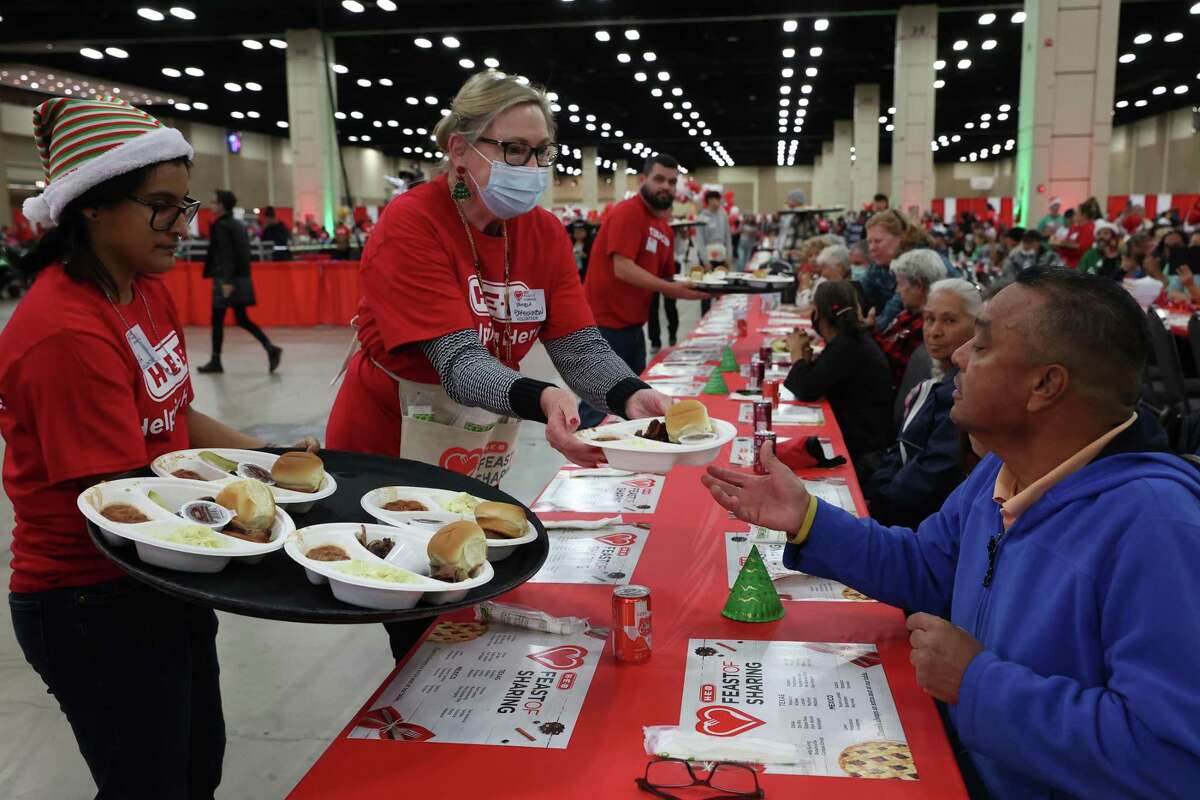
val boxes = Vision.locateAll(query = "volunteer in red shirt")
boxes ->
[1,98,316,799]
[1050,197,1100,269]
[327,71,672,486]
[579,154,707,426]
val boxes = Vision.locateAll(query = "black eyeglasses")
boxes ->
[635,759,764,800]
[128,195,201,232]
[476,137,561,167]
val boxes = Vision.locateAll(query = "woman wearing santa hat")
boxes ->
[1,97,314,798]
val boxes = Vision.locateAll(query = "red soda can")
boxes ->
[758,345,772,363]
[748,359,766,391]
[737,318,748,337]
[753,399,773,432]
[754,430,777,474]
[762,379,780,407]
[612,585,652,662]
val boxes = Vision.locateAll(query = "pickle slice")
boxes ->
[198,451,238,473]
[147,490,173,512]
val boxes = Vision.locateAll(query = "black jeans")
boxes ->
[9,579,225,800]
[211,305,273,356]
[646,293,678,347]
[579,324,647,428]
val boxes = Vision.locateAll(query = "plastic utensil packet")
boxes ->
[474,601,590,635]
[643,725,804,765]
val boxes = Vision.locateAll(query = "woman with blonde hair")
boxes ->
[327,70,671,477]
[862,209,931,329]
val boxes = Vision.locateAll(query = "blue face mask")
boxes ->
[468,143,549,219]
[850,265,869,281]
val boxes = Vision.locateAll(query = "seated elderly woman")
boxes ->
[796,244,868,313]
[785,280,894,480]
[863,278,982,527]
[873,248,947,389]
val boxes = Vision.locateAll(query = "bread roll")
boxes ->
[215,479,276,533]
[428,521,488,582]
[474,501,527,539]
[664,399,713,442]
[271,451,324,493]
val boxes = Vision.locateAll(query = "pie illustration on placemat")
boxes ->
[841,587,871,601]
[427,621,488,644]
[838,740,918,780]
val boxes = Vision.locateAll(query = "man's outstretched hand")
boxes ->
[701,442,812,533]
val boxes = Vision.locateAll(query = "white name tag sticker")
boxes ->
[125,324,161,370]
[645,236,658,253]
[507,287,547,322]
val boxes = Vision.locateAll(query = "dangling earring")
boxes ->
[451,165,471,201]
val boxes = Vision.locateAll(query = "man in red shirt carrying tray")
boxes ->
[580,154,707,427]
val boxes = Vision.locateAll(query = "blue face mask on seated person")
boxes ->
[850,265,869,281]
[468,143,549,219]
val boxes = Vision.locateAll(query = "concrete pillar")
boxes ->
[891,5,937,216]
[831,119,854,210]
[285,28,340,231]
[1013,0,1120,226]
[581,146,599,211]
[819,141,835,205]
[265,137,276,206]
[614,159,628,199]
[852,84,881,212]
[812,152,826,205]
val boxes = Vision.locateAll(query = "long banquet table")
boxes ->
[288,295,968,799]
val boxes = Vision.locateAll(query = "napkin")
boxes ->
[643,726,803,766]
[1124,277,1163,310]
[541,516,624,530]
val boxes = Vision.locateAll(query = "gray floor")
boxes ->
[0,296,699,799]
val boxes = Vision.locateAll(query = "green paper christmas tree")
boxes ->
[722,545,786,622]
[702,370,729,395]
[719,347,739,372]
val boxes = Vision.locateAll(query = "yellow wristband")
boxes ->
[788,495,820,546]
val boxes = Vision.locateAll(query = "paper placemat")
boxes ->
[679,639,912,778]
[530,524,649,585]
[533,471,666,514]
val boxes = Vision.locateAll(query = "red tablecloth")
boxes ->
[288,298,967,799]
[159,260,360,327]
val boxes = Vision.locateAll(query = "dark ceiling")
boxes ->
[0,0,1194,169]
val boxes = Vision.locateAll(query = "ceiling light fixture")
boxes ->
[814,18,829,31]
[331,63,348,74]
[625,29,639,40]
[953,39,968,51]
[981,39,996,50]
[782,47,795,58]
[1134,99,1147,107]
[643,51,657,61]
[595,30,610,42]
[245,81,262,91]
[161,66,182,77]
[459,58,475,68]
[105,47,129,58]
[414,37,432,48]
[484,57,499,68]
[168,6,195,20]
[809,46,822,57]
[979,12,996,24]
[80,47,104,60]
[934,79,946,89]
[379,77,393,86]
[342,0,365,11]
[378,0,397,9]
[782,19,798,32]
[957,58,972,69]
[185,66,204,76]
[1119,53,1135,63]
[805,67,818,77]
[1133,32,1152,44]
[137,7,165,21]
[1011,10,1027,22]
[657,70,670,81]
[934,59,946,70]
[224,81,241,92]
[193,101,208,110]
[442,36,460,48]
[243,39,263,50]
[1164,32,1183,43]
[1115,99,1129,108]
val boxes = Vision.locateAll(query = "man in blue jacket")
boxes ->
[703,268,1200,799]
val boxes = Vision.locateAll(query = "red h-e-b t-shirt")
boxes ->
[584,194,675,329]
[0,266,193,592]
[354,173,596,379]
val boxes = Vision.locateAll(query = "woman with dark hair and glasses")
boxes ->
[1,98,315,798]
[196,189,282,374]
